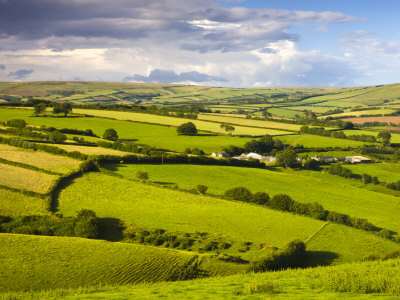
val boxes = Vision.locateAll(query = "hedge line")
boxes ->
[0,157,61,175]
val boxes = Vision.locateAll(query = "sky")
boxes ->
[0,0,399,87]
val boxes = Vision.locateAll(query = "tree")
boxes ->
[196,185,208,194]
[252,192,270,205]
[136,171,149,182]
[377,130,391,146]
[53,102,72,117]
[220,123,235,135]
[103,128,118,141]
[177,122,197,135]
[33,103,46,116]
[49,130,67,143]
[269,194,294,211]
[224,187,253,202]
[342,121,355,130]
[74,209,99,239]
[276,148,298,168]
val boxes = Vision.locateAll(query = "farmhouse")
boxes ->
[233,152,269,161]
[345,156,372,164]
[311,155,333,162]
[211,152,229,158]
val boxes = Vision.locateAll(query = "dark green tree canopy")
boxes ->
[377,130,391,146]
[103,128,119,141]
[177,122,197,135]
[276,148,298,168]
[49,130,67,143]
[53,102,72,117]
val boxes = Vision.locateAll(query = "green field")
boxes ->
[5,257,400,299]
[346,162,400,183]
[52,144,131,156]
[281,134,369,148]
[58,172,323,248]
[198,113,302,131]
[73,109,290,136]
[0,108,252,153]
[0,144,81,174]
[0,188,46,216]
[103,164,400,234]
[0,233,211,292]
[267,108,302,118]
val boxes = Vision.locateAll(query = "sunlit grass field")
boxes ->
[0,108,252,152]
[0,163,58,194]
[280,134,369,148]
[346,162,400,183]
[104,164,400,234]
[58,172,323,248]
[0,188,46,216]
[0,144,81,174]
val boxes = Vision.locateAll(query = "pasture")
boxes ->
[280,134,368,148]
[0,163,57,194]
[57,172,323,248]
[0,108,252,153]
[104,164,400,234]
[346,162,400,183]
[6,257,400,299]
[0,144,81,174]
[73,108,291,136]
[52,144,131,156]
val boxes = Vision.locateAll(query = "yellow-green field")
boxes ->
[0,188,47,216]
[73,109,291,136]
[0,163,58,194]
[0,144,81,174]
[50,144,130,156]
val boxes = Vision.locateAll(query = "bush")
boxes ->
[103,128,118,141]
[49,130,67,143]
[363,173,372,184]
[269,194,294,211]
[74,209,99,239]
[252,192,270,205]
[196,185,208,194]
[6,119,26,128]
[306,202,327,220]
[136,171,149,182]
[177,122,197,135]
[224,187,253,202]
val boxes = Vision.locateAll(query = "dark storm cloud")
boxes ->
[0,0,361,52]
[124,69,228,83]
[8,69,34,79]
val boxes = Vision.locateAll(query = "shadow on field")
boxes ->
[151,181,175,185]
[119,138,139,142]
[101,164,124,171]
[98,218,125,241]
[301,250,339,267]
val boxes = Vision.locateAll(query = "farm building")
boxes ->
[234,152,269,161]
[345,156,372,164]
[311,155,334,162]
[211,152,229,158]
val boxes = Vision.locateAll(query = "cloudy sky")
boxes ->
[0,0,399,87]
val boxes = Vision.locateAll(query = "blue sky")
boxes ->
[0,0,399,87]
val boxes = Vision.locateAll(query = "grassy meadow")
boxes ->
[103,164,400,234]
[281,134,369,148]
[0,188,46,216]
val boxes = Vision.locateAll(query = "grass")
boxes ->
[267,108,301,119]
[0,163,58,194]
[103,164,400,234]
[4,257,400,299]
[51,144,131,156]
[0,144,81,174]
[326,108,398,118]
[0,108,252,153]
[57,172,323,248]
[306,223,398,264]
[0,233,205,292]
[0,188,47,216]
[197,113,302,131]
[280,134,369,148]
[73,108,291,136]
[346,162,400,183]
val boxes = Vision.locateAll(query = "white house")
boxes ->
[345,156,372,164]
[211,152,229,158]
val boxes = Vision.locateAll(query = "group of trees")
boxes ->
[177,122,198,135]
[222,135,284,156]
[33,102,73,117]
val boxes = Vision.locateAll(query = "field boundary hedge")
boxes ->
[0,157,62,175]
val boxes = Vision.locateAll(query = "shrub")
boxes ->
[196,185,208,194]
[49,130,67,143]
[269,194,294,212]
[363,173,372,184]
[224,187,253,202]
[303,158,320,170]
[177,122,197,135]
[362,252,380,261]
[74,209,99,239]
[6,119,26,128]
[252,192,270,205]
[136,171,149,182]
[378,229,392,239]
[306,202,327,220]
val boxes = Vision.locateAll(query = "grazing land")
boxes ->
[0,188,46,216]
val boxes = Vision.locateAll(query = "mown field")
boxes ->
[5,257,400,299]
[0,163,57,194]
[0,233,211,292]
[280,134,369,148]
[0,108,253,153]
[103,164,400,234]
[0,188,46,216]
[0,144,81,174]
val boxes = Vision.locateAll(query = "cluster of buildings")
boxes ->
[211,152,372,164]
